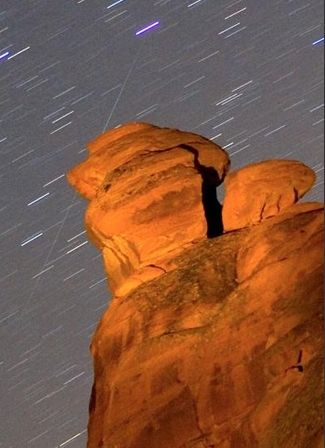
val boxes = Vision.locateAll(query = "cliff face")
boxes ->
[67,123,324,448]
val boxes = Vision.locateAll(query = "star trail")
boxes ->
[0,50,9,60]
[135,21,160,36]
[313,36,324,45]
[0,1,323,447]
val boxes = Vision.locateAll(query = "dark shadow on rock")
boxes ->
[180,144,224,238]
[89,383,96,414]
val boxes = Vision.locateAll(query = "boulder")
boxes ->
[222,160,316,231]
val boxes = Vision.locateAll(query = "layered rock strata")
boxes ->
[68,123,230,297]
[67,123,324,448]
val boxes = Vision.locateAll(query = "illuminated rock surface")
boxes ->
[67,123,324,448]
[67,122,230,297]
[222,159,316,231]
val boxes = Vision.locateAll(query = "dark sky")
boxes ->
[0,1,323,446]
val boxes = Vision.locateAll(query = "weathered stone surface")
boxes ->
[236,202,324,283]
[87,204,324,448]
[67,122,230,297]
[222,160,316,231]
[68,122,230,200]
[66,122,324,448]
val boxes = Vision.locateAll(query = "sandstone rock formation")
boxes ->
[222,160,316,232]
[67,123,230,297]
[67,123,324,448]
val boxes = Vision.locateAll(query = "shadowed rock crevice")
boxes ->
[180,143,224,238]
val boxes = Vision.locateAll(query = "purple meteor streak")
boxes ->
[312,37,324,46]
[136,21,160,36]
[0,51,9,61]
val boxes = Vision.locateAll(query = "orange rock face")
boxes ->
[67,122,230,297]
[222,160,316,231]
[67,123,324,448]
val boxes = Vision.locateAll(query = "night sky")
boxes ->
[0,1,324,446]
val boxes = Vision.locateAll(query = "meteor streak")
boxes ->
[136,21,160,36]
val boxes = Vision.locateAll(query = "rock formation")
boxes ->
[67,122,324,448]
[68,122,230,297]
[222,160,316,231]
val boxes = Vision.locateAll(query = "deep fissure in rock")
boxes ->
[180,144,224,238]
